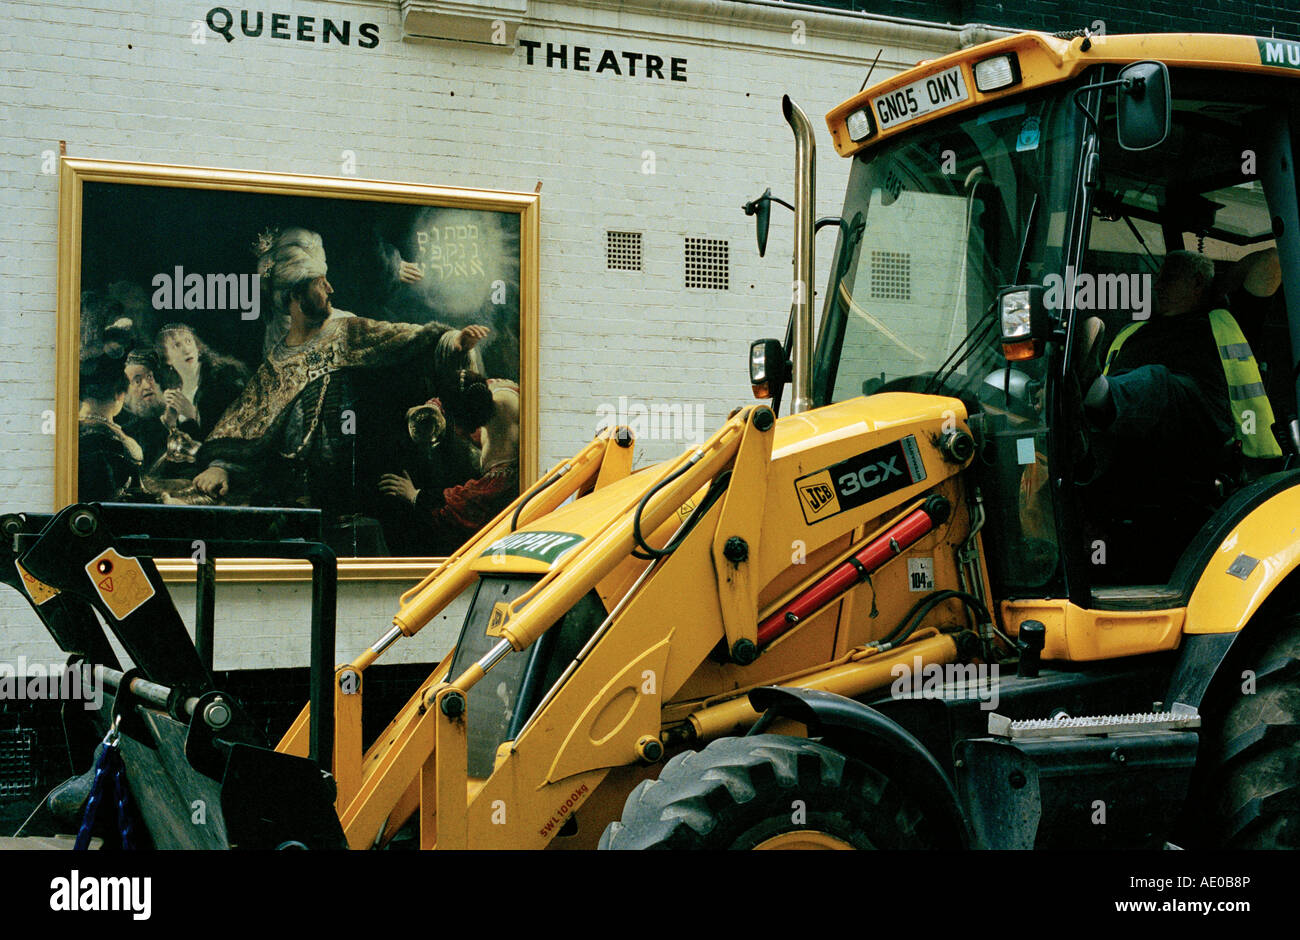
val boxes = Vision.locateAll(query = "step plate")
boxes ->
[988,704,1200,739]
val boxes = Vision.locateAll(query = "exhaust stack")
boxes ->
[783,95,815,414]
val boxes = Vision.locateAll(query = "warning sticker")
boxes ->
[84,548,155,621]
[14,560,59,606]
[1016,116,1041,152]
[486,601,512,637]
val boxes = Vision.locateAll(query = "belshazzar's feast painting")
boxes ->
[57,159,538,564]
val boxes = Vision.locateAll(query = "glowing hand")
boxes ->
[398,260,424,284]
[457,325,489,352]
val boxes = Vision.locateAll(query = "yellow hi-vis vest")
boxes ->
[1103,308,1283,459]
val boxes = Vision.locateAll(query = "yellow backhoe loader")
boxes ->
[6,28,1300,849]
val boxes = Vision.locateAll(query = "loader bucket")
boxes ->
[3,503,347,849]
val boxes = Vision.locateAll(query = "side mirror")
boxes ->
[749,338,787,399]
[997,285,1050,361]
[1116,61,1170,152]
[743,189,774,258]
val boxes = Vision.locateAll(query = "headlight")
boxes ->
[1000,289,1033,339]
[998,285,1047,361]
[749,338,785,398]
[846,108,874,142]
[973,54,1021,93]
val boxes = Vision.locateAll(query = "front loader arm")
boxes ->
[329,407,755,846]
[290,393,973,848]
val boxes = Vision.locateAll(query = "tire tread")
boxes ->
[599,734,928,850]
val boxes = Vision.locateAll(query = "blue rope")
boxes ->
[73,719,139,851]
[113,759,137,850]
[72,739,115,851]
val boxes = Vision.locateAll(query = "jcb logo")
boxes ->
[796,471,840,519]
[800,483,835,512]
[837,457,902,497]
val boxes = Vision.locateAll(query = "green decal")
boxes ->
[1258,38,1300,70]
[481,531,584,563]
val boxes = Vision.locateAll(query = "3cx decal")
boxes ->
[795,435,926,524]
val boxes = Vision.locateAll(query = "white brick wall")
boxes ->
[0,0,986,669]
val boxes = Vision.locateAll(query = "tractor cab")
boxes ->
[809,36,1300,609]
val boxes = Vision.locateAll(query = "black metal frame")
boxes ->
[4,502,337,767]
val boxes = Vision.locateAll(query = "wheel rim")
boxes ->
[751,829,856,850]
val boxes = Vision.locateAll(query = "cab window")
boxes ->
[1075,74,1296,590]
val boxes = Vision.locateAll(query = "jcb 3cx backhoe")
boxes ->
[6,29,1300,850]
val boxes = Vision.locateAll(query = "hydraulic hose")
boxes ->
[631,460,731,560]
[883,588,990,647]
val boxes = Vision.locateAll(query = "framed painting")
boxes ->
[55,158,539,579]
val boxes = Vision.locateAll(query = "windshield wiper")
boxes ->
[924,300,998,395]
[925,191,1040,396]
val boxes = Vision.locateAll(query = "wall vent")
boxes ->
[0,727,37,798]
[870,250,911,301]
[607,231,643,272]
[684,237,729,290]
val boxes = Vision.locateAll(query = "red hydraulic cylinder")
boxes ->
[756,495,951,646]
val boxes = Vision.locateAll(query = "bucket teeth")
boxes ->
[988,704,1200,739]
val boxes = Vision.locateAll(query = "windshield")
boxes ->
[814,90,1080,406]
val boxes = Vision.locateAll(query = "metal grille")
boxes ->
[606,231,643,272]
[0,726,38,798]
[684,237,729,290]
[870,250,911,301]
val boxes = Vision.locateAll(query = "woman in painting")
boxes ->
[155,322,250,442]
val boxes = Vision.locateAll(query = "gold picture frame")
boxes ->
[56,157,539,581]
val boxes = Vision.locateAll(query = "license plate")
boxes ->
[872,65,970,132]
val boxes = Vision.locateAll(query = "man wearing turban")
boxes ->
[190,227,487,537]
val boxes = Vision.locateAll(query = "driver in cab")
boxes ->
[1078,250,1279,578]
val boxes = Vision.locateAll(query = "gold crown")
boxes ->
[251,226,279,258]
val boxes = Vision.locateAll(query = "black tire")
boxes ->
[1207,617,1300,848]
[598,734,940,850]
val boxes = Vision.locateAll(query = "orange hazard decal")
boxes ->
[14,560,59,606]
[84,548,155,620]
